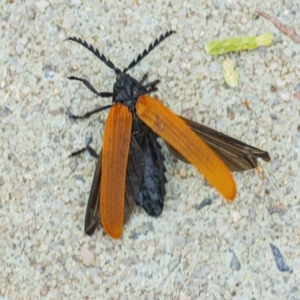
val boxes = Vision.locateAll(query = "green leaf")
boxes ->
[223,57,238,88]
[205,33,274,55]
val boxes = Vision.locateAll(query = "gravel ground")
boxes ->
[1,1,300,299]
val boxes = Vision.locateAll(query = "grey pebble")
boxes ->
[248,209,257,221]
[75,175,85,183]
[16,44,24,55]
[209,61,222,74]
[194,198,212,211]
[258,46,267,58]
[271,160,281,172]
[85,136,93,146]
[54,136,60,143]
[43,65,58,80]
[172,235,185,248]
[270,113,277,120]
[168,258,180,272]
[196,268,206,278]
[229,250,241,271]
[1,106,12,118]
[129,222,154,240]
[270,243,293,273]
[21,108,28,118]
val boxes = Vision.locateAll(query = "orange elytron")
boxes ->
[136,95,236,201]
[67,31,270,239]
[100,103,132,239]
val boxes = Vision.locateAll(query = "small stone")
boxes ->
[184,28,193,38]
[193,30,199,41]
[283,47,292,57]
[230,251,241,271]
[270,62,279,70]
[147,293,154,300]
[158,66,167,77]
[80,247,95,266]
[294,91,300,100]
[21,197,29,204]
[64,94,71,107]
[168,258,180,272]
[39,243,48,252]
[21,86,30,96]
[107,275,117,283]
[21,108,27,118]
[209,61,221,74]
[25,211,34,221]
[147,245,155,255]
[216,218,230,234]
[19,37,28,46]
[240,208,249,217]
[230,210,241,223]
[270,243,293,273]
[61,229,71,240]
[16,44,24,55]
[179,167,187,178]
[124,8,132,15]
[194,198,212,211]
[192,51,202,61]
[61,14,76,29]
[255,68,264,76]
[62,195,70,203]
[43,65,58,79]
[168,81,175,88]
[40,285,50,297]
[249,209,257,221]
[12,189,22,201]
[0,177,5,186]
[276,79,286,88]
[180,291,191,300]
[27,7,36,20]
[54,136,60,143]
[271,160,280,172]
[93,276,102,285]
[1,106,12,118]
[172,235,185,248]
[35,1,49,13]
[196,268,206,277]
[241,16,247,24]
[278,91,289,101]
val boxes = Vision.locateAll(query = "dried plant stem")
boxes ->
[257,9,300,44]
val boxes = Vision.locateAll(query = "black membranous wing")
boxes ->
[165,115,271,172]
[124,136,146,223]
[84,151,102,235]
[136,130,167,217]
[84,136,145,236]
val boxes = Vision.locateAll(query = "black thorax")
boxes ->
[113,72,147,112]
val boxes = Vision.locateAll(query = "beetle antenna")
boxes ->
[123,30,175,73]
[66,37,121,73]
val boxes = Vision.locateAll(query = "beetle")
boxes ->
[66,31,270,239]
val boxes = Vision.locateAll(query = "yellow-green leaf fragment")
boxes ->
[223,57,238,88]
[256,32,274,47]
[205,33,274,55]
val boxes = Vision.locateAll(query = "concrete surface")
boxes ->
[1,0,299,299]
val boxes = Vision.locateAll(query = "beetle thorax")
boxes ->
[113,72,147,112]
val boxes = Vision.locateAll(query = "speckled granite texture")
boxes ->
[1,1,299,299]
